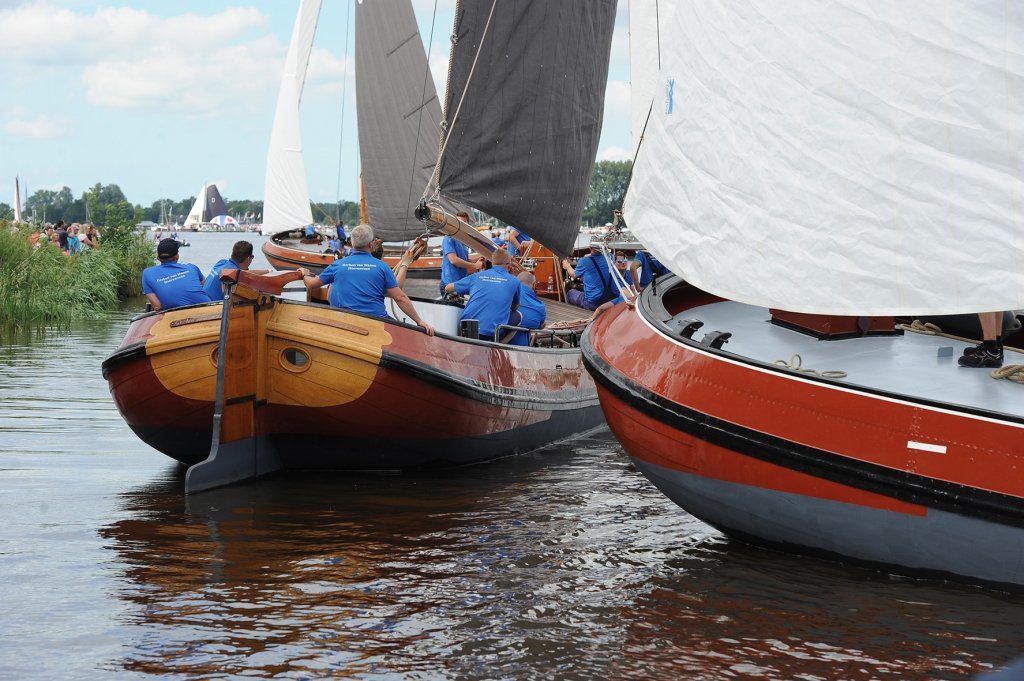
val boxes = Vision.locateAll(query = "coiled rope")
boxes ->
[904,318,1024,384]
[773,354,848,379]
[992,365,1024,385]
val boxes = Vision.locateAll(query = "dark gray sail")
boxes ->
[203,184,229,222]
[356,0,459,241]
[434,0,617,257]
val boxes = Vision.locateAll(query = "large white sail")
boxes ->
[261,0,323,237]
[13,176,23,223]
[628,0,660,157]
[625,1,1024,316]
[184,183,207,227]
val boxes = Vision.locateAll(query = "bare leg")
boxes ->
[979,311,1002,341]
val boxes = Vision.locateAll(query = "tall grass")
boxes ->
[0,220,155,331]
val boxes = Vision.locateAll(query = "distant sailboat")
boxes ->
[261,0,452,278]
[261,0,321,239]
[183,182,229,230]
[13,176,24,223]
[584,1,1024,590]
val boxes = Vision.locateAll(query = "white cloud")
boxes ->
[4,113,66,138]
[1,3,284,113]
[304,48,354,96]
[82,35,283,112]
[0,4,268,63]
[599,146,631,162]
[605,80,631,120]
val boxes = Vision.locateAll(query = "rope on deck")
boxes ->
[991,365,1024,385]
[773,354,848,379]
[903,320,944,335]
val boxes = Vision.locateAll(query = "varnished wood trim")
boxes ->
[298,314,370,336]
[169,312,223,327]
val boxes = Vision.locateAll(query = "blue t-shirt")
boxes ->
[318,251,398,318]
[454,266,521,339]
[509,228,532,256]
[441,236,471,286]
[142,262,211,309]
[634,250,668,287]
[574,253,613,305]
[304,225,316,238]
[202,258,241,300]
[508,283,546,346]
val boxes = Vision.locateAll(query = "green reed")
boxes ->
[0,221,155,331]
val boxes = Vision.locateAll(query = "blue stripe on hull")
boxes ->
[633,458,1024,590]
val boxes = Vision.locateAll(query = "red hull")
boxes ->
[262,238,441,277]
[582,279,1024,589]
[103,299,601,471]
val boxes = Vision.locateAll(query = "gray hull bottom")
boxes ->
[634,458,1024,590]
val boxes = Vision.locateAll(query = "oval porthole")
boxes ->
[281,347,310,373]
[210,346,219,367]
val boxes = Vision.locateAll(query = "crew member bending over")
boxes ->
[445,248,520,342]
[505,271,546,345]
[302,224,434,336]
[142,238,211,311]
[629,249,669,292]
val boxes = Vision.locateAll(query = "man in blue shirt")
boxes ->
[439,211,483,295]
[561,244,616,310]
[445,248,520,341]
[629,250,669,290]
[142,239,212,311]
[508,227,532,257]
[302,224,434,335]
[505,272,547,346]
[202,240,269,300]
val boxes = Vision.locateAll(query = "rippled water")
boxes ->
[2,234,1023,679]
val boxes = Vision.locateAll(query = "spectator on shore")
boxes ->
[142,239,211,311]
[202,240,269,300]
[55,221,68,252]
[29,228,42,250]
[67,224,82,255]
[80,225,99,250]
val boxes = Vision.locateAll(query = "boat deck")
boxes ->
[686,301,1023,418]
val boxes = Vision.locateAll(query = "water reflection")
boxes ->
[100,438,1024,680]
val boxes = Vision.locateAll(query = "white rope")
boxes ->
[773,354,848,379]
[598,243,631,298]
[424,0,499,201]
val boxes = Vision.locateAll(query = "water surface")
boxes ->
[1,233,1022,679]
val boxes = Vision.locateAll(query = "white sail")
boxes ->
[628,0,660,157]
[13,176,23,223]
[625,1,1024,316]
[261,0,323,237]
[184,183,207,227]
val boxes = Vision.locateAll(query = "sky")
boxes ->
[0,0,634,209]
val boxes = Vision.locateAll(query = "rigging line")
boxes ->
[404,0,441,233]
[598,243,631,297]
[424,0,499,202]
[334,0,353,222]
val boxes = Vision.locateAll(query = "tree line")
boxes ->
[0,161,631,228]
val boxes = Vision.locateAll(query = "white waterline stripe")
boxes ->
[907,441,948,454]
